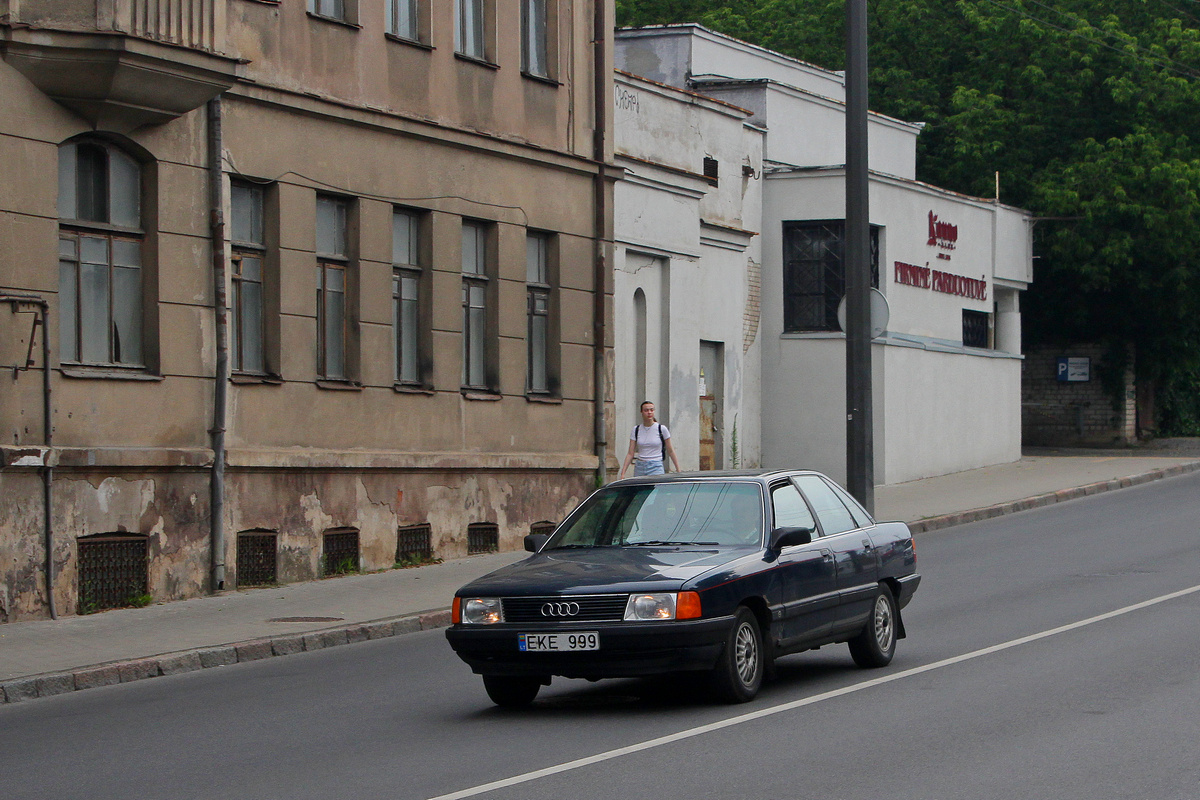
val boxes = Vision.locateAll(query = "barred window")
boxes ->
[782,221,879,333]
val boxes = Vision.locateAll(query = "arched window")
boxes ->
[57,139,144,366]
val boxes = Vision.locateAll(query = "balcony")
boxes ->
[0,0,241,132]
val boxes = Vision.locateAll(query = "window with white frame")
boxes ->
[521,0,549,77]
[231,181,266,374]
[386,0,418,40]
[316,195,350,380]
[461,220,490,390]
[57,140,144,367]
[455,0,486,60]
[392,208,423,385]
[526,232,551,394]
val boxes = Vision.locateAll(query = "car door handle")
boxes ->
[862,539,874,550]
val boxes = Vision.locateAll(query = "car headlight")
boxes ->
[458,597,504,625]
[623,592,702,621]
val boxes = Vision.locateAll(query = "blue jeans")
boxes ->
[634,459,664,477]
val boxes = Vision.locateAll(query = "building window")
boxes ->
[962,309,991,348]
[703,156,719,186]
[231,181,266,374]
[782,221,879,333]
[461,220,491,390]
[317,195,350,380]
[58,140,144,367]
[393,208,424,385]
[455,0,486,60]
[521,0,549,77]
[526,232,552,394]
[386,0,418,40]
[308,0,355,23]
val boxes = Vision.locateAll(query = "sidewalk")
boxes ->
[4,448,1200,703]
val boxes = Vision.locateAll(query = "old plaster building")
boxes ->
[0,0,616,621]
[611,68,764,472]
[616,25,1034,487]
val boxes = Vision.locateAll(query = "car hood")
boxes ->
[457,546,749,596]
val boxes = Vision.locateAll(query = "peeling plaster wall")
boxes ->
[0,466,593,621]
[224,468,591,586]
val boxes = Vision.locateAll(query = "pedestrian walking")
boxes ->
[619,401,681,478]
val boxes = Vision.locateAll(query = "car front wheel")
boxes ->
[710,607,764,703]
[482,675,544,708]
[848,585,897,668]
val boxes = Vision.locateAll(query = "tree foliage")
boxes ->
[617,0,1200,431]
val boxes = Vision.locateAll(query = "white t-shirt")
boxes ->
[631,423,671,461]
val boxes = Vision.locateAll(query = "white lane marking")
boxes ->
[429,584,1200,800]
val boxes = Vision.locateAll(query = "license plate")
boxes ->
[518,631,599,652]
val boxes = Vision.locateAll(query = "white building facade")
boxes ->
[616,25,1033,486]
[612,69,765,471]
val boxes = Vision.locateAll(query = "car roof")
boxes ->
[608,469,823,487]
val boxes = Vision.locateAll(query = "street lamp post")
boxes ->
[845,0,874,513]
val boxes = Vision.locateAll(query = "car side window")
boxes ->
[793,475,858,536]
[823,476,873,528]
[771,482,817,532]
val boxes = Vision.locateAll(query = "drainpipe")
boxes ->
[591,0,609,486]
[1,294,56,618]
[208,97,228,592]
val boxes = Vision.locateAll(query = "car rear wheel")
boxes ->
[848,585,897,668]
[710,607,764,703]
[482,675,544,708]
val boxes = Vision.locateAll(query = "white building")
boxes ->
[616,25,1033,486]
[612,69,765,471]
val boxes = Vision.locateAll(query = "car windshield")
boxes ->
[546,482,765,549]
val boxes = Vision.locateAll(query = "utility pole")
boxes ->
[845,0,874,513]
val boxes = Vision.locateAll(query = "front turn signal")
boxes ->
[452,596,462,624]
[676,591,702,620]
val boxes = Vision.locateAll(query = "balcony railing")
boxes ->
[11,0,226,54]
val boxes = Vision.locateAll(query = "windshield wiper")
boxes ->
[625,540,719,547]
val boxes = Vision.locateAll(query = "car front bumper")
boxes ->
[445,616,736,679]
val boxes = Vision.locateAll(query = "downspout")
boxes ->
[1,294,55,618]
[40,299,54,618]
[592,0,609,486]
[208,97,228,591]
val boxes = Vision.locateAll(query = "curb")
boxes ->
[6,459,1200,705]
[0,609,452,705]
[906,460,1200,534]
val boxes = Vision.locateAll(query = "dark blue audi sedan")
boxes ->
[446,470,920,707]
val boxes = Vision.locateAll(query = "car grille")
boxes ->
[502,594,628,623]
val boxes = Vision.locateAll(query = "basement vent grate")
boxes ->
[323,529,360,576]
[77,534,148,613]
[467,523,499,555]
[396,523,433,564]
[237,532,278,587]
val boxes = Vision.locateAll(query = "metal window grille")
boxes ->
[323,529,360,575]
[963,309,990,348]
[467,523,499,555]
[237,532,277,587]
[782,222,879,332]
[529,520,556,536]
[703,157,719,186]
[396,524,432,563]
[77,534,148,613]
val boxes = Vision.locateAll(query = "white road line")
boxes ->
[429,584,1200,800]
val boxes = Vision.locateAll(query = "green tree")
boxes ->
[616,0,1200,431]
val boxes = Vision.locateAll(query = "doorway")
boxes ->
[699,341,724,470]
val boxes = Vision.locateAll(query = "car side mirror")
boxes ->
[524,533,550,553]
[768,526,813,551]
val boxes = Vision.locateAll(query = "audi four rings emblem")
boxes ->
[541,601,581,617]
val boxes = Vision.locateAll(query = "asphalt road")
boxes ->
[2,472,1199,800]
